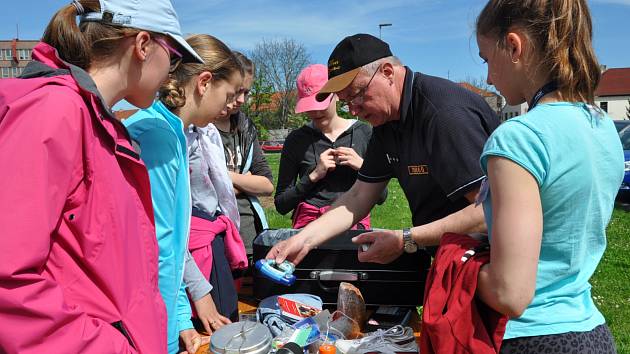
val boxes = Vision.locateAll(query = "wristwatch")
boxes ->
[402,228,418,253]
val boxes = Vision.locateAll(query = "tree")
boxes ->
[337,101,355,120]
[240,70,274,140]
[242,72,272,118]
[250,38,311,129]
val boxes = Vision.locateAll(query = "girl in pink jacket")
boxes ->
[0,1,203,353]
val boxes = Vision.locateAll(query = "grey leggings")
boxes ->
[500,324,617,354]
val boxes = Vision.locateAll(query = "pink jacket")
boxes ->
[188,215,248,279]
[0,43,167,354]
[292,201,371,230]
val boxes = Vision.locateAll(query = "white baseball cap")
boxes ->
[80,0,204,63]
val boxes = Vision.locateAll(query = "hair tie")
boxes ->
[71,0,85,15]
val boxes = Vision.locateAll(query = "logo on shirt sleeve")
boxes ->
[386,153,399,164]
[408,165,429,175]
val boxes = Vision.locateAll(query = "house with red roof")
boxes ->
[595,67,630,120]
[458,82,504,115]
[114,109,138,121]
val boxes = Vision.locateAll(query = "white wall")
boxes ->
[500,103,528,121]
[595,96,630,120]
[484,95,503,115]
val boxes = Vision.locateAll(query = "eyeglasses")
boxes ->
[237,87,251,98]
[154,37,183,73]
[341,65,380,108]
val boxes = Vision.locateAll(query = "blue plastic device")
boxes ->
[255,259,296,286]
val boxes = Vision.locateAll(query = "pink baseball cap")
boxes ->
[295,64,334,113]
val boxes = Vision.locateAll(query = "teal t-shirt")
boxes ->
[480,102,624,339]
[124,101,193,353]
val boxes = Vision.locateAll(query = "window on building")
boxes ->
[11,67,19,77]
[600,102,608,113]
[18,49,31,61]
[1,67,10,78]
[1,49,11,61]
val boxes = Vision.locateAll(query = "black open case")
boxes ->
[252,229,431,306]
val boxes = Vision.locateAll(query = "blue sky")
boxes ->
[1,0,628,88]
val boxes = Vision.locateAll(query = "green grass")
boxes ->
[593,208,630,353]
[261,153,412,229]
[262,153,630,352]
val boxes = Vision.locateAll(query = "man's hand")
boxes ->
[178,329,210,354]
[266,233,314,265]
[309,148,337,183]
[193,294,231,335]
[352,229,404,264]
[335,147,364,171]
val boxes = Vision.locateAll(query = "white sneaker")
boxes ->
[334,325,419,354]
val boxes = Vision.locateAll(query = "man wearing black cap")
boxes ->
[267,33,499,265]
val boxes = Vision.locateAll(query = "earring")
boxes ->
[511,58,520,64]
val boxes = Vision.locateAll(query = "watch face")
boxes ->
[404,242,418,253]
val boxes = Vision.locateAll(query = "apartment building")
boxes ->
[0,39,38,79]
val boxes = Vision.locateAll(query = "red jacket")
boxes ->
[0,43,166,354]
[421,233,508,354]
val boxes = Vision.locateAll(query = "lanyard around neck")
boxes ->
[528,81,557,111]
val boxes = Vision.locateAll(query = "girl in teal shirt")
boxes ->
[125,34,242,354]
[475,1,623,352]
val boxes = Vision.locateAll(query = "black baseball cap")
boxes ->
[315,33,393,102]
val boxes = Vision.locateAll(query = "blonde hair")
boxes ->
[159,34,244,109]
[476,0,600,105]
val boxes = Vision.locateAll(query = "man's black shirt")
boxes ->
[358,67,500,226]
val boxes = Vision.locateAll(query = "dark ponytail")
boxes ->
[476,0,601,104]
[41,1,96,68]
